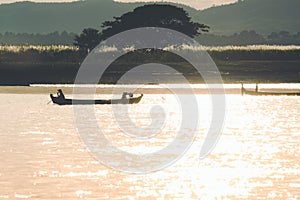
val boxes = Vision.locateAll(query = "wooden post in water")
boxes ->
[241,83,244,96]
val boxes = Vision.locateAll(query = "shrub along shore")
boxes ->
[0,45,300,85]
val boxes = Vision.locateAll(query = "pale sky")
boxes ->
[0,0,237,10]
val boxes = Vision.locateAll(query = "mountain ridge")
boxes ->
[0,0,299,35]
[197,0,300,35]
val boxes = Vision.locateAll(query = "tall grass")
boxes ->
[1,44,300,63]
[2,44,300,53]
[0,45,78,53]
[203,45,300,52]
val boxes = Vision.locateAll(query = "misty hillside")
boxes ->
[0,0,299,35]
[0,0,143,33]
[197,0,300,35]
[0,0,198,34]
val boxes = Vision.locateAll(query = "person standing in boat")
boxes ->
[121,92,133,99]
[57,89,65,99]
[122,92,128,99]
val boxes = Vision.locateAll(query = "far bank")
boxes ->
[0,45,299,85]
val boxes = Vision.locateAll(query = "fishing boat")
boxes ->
[241,84,300,96]
[50,90,143,105]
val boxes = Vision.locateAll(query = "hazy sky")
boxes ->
[0,0,237,10]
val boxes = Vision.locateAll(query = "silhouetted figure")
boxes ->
[122,92,133,99]
[57,89,65,99]
[122,92,127,99]
[255,83,258,92]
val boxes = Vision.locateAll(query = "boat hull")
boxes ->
[242,88,300,96]
[50,94,143,105]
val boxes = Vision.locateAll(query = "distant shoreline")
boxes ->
[1,84,300,94]
[1,45,300,85]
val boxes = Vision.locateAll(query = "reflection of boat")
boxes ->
[50,90,143,105]
[242,84,300,96]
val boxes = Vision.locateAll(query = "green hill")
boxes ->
[0,0,299,35]
[197,0,300,35]
[0,0,142,33]
[0,0,197,34]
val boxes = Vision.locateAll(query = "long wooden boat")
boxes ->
[242,84,300,96]
[50,92,143,105]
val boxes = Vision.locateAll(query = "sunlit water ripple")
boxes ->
[0,85,299,199]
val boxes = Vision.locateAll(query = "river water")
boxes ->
[0,84,299,199]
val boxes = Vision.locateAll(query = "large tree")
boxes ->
[74,4,209,51]
[100,4,208,41]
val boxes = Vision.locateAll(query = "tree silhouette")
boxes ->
[73,28,101,53]
[100,4,209,41]
[74,4,209,51]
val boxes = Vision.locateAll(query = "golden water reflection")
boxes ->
[0,91,299,199]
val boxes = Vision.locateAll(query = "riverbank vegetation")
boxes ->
[2,30,300,46]
[0,44,299,85]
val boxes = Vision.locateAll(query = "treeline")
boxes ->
[1,46,300,63]
[0,31,76,45]
[1,46,300,85]
[197,31,300,46]
[1,30,300,46]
